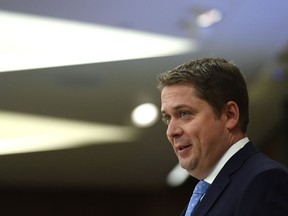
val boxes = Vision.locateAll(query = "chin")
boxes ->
[179,160,191,171]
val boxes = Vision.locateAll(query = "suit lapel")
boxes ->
[192,142,260,216]
[193,172,230,215]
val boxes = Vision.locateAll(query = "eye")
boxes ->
[162,115,171,125]
[179,111,190,118]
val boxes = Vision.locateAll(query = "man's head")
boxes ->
[158,58,249,133]
[158,58,249,179]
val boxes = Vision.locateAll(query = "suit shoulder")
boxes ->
[243,151,288,174]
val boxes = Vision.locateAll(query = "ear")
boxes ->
[225,101,240,130]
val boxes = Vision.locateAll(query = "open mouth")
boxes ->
[178,144,191,151]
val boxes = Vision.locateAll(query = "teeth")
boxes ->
[179,145,190,151]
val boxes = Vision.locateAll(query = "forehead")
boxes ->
[161,84,196,97]
[161,85,198,109]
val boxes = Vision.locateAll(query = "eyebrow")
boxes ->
[161,104,193,114]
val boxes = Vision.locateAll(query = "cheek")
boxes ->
[189,123,216,149]
[185,123,203,140]
[200,122,225,152]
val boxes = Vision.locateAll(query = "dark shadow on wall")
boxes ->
[0,179,197,216]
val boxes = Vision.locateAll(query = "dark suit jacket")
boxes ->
[181,142,288,216]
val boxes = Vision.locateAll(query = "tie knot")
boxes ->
[194,180,210,195]
[185,180,210,216]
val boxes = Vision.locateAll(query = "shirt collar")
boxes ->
[204,137,249,184]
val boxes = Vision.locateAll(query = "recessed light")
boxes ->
[131,103,159,128]
[196,8,222,28]
[0,10,196,72]
[166,163,189,187]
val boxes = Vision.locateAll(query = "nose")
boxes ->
[166,120,183,138]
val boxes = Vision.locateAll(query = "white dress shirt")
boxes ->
[204,137,249,184]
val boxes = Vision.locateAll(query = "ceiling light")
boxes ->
[0,111,139,155]
[166,163,190,187]
[131,103,159,128]
[196,9,222,28]
[0,10,197,72]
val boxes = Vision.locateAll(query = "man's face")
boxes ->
[161,84,230,179]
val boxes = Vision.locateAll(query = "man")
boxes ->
[158,58,288,215]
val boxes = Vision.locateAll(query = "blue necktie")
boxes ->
[185,180,210,216]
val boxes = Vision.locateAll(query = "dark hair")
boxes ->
[157,58,249,132]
